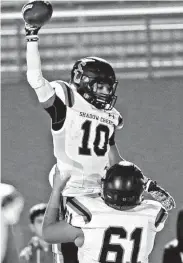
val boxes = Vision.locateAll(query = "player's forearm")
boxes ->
[108,144,124,166]
[43,173,83,244]
[43,188,61,231]
[42,189,76,244]
[26,41,44,87]
[26,41,55,103]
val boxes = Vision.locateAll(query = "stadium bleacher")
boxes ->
[1,0,183,81]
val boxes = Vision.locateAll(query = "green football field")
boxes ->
[2,77,183,263]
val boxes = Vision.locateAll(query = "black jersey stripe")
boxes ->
[67,197,92,223]
[155,207,167,228]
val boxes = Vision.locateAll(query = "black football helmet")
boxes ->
[70,57,118,110]
[102,161,145,210]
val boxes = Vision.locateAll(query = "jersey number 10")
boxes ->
[79,120,110,156]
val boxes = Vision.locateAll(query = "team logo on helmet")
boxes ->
[73,61,86,84]
[73,58,95,84]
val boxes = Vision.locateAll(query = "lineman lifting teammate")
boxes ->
[42,161,170,263]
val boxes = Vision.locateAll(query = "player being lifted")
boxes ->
[42,161,170,263]
[22,0,175,210]
[23,4,127,197]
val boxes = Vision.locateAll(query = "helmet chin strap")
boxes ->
[83,92,104,109]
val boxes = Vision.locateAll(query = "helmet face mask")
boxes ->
[104,189,144,210]
[102,162,145,210]
[71,57,118,110]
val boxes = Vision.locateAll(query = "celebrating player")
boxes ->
[42,161,170,263]
[23,1,175,206]
[23,2,130,202]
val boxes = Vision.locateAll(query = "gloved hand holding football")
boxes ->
[22,0,53,27]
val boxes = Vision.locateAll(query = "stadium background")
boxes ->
[1,1,183,262]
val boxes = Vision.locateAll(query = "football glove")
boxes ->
[145,179,176,211]
[25,23,41,42]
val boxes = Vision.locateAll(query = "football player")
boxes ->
[25,28,124,196]
[24,13,175,262]
[24,20,175,207]
[42,161,171,263]
[1,183,24,263]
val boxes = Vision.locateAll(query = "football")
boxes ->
[22,0,53,27]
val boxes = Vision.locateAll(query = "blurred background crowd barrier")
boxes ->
[1,0,183,83]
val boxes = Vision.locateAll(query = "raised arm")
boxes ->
[25,24,67,131]
[26,24,55,105]
[108,141,124,167]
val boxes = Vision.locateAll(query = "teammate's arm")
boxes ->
[145,179,176,211]
[107,132,175,211]
[108,131,124,166]
[42,174,84,246]
[108,144,124,166]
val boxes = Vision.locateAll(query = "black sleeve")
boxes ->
[44,95,67,131]
[109,130,116,146]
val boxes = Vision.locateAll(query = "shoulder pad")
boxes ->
[155,206,168,228]
[141,200,168,231]
[50,80,65,103]
[117,115,123,129]
[51,80,74,107]
[111,108,123,129]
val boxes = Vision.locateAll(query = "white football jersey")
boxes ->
[66,197,167,263]
[49,80,123,196]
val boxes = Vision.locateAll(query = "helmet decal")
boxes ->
[73,58,95,84]
[73,61,86,84]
